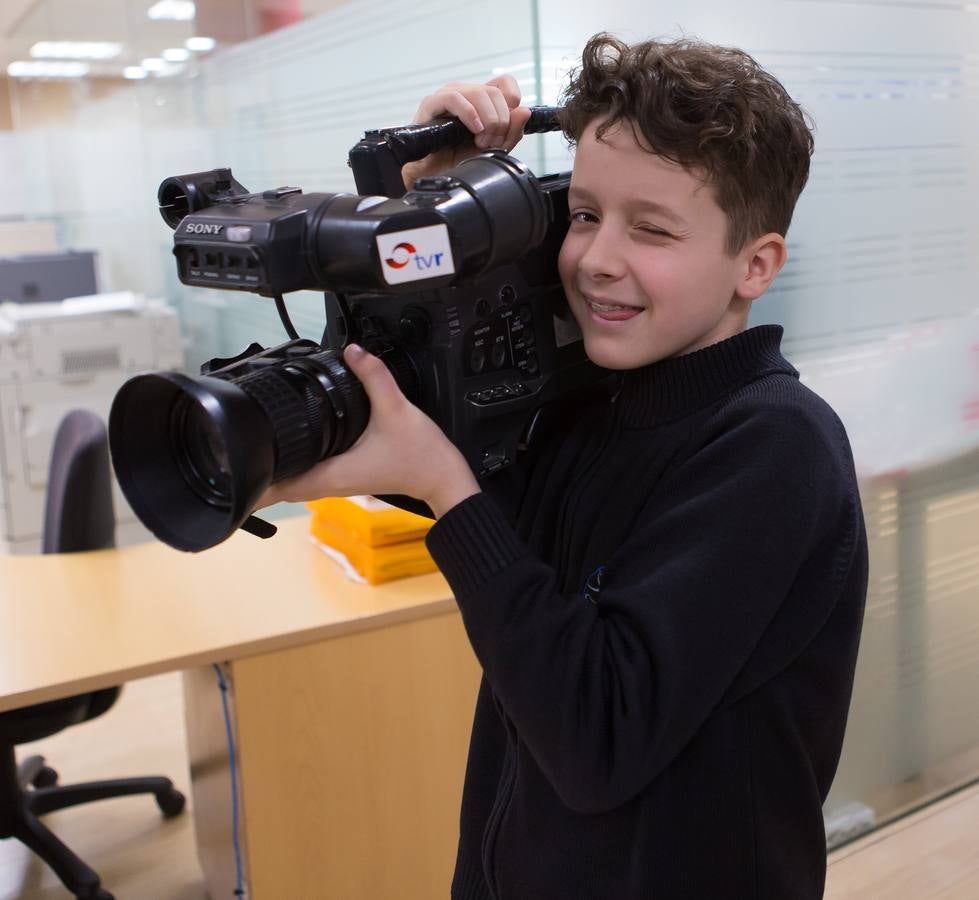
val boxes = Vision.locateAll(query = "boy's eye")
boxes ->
[636,225,672,238]
[569,210,598,224]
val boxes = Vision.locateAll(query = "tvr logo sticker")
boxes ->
[384,242,448,271]
[377,225,455,285]
[385,242,416,269]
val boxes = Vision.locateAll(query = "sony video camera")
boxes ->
[108,108,606,552]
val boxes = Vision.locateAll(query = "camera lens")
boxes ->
[109,342,419,552]
[109,371,277,553]
[171,397,232,507]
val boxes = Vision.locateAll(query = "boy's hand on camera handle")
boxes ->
[259,344,480,519]
[402,75,532,190]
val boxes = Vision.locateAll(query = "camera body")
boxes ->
[323,174,600,479]
[164,131,604,482]
[110,111,608,551]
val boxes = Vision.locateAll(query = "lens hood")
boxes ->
[109,371,276,552]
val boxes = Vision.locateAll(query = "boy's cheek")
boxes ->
[557,242,579,301]
[557,239,573,284]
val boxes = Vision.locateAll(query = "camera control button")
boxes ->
[414,175,457,191]
[475,298,492,318]
[226,225,252,243]
[518,305,533,324]
[470,346,486,374]
[399,307,431,344]
[491,342,507,369]
[262,186,302,199]
[403,190,449,207]
[525,352,540,375]
[480,445,509,473]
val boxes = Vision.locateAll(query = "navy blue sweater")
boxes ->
[426,325,868,900]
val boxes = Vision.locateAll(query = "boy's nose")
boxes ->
[577,226,626,281]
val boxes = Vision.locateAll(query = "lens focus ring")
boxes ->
[305,350,370,457]
[235,368,316,480]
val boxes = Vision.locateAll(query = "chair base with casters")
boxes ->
[0,691,186,900]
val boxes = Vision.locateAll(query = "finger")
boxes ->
[464,90,508,148]
[482,87,513,149]
[502,105,533,152]
[415,88,484,134]
[487,73,522,109]
[343,344,405,417]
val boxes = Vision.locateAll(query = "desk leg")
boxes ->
[183,664,247,899]
[184,609,481,900]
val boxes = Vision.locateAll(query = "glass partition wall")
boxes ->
[1,0,543,362]
[2,0,978,850]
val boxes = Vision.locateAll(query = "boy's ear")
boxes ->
[734,233,787,301]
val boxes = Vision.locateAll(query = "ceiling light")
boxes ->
[147,1,196,21]
[124,66,148,80]
[162,48,191,62]
[141,57,167,72]
[185,36,216,52]
[30,41,122,60]
[8,60,90,78]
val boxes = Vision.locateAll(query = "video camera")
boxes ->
[108,108,606,552]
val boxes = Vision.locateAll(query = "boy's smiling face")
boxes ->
[558,118,781,370]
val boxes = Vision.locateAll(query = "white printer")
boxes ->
[0,292,184,553]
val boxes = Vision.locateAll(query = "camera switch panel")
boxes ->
[465,383,529,406]
[464,301,540,378]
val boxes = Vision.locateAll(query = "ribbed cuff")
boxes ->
[451,846,491,900]
[426,492,528,598]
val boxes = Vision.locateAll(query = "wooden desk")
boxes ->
[0,517,482,898]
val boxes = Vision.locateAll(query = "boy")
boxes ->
[265,33,868,899]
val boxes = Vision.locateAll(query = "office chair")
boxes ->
[0,409,186,900]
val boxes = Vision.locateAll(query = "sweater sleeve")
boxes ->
[426,399,862,814]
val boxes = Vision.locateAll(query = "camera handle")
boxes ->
[347,106,563,198]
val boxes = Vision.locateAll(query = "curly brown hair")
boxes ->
[559,34,814,255]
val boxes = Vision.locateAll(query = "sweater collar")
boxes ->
[614,324,797,427]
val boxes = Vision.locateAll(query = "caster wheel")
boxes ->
[156,787,186,818]
[32,765,58,788]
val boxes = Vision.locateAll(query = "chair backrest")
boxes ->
[42,409,116,554]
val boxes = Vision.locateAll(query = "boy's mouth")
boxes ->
[586,299,638,313]
[582,294,643,320]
